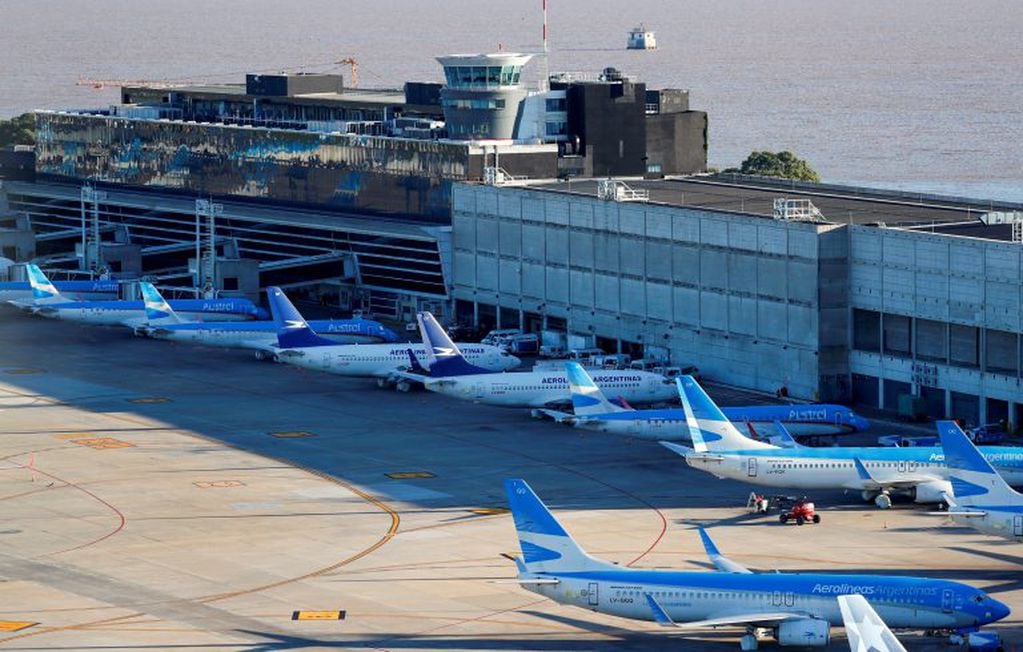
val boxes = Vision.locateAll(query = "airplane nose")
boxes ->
[988,598,1011,624]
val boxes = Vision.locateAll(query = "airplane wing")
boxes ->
[644,593,804,629]
[837,594,907,652]
[697,527,752,574]
[274,349,307,360]
[530,408,576,424]
[238,340,277,352]
[676,611,811,629]
[841,458,943,491]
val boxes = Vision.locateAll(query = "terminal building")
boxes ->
[449,178,1023,428]
[2,51,1022,428]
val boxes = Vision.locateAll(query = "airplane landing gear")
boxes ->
[874,492,892,510]
[740,632,759,651]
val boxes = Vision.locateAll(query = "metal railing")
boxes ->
[597,179,649,202]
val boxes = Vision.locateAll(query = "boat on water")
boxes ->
[627,25,656,50]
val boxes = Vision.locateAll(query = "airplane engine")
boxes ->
[776,618,830,647]
[913,479,952,504]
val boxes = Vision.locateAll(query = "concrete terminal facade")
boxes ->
[450,180,1023,427]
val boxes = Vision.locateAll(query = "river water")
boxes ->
[1,0,1020,200]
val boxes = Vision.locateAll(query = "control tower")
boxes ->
[436,53,533,141]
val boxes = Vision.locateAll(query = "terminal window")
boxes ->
[852,309,880,352]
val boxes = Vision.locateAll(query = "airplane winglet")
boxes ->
[697,526,721,557]
[405,348,428,374]
[696,527,752,574]
[773,421,801,448]
[644,593,677,627]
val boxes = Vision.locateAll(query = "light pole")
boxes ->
[194,198,223,297]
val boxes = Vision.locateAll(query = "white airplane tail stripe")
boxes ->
[25,264,66,305]
[676,376,775,453]
[565,362,626,416]
[838,594,907,652]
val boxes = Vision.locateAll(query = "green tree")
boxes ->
[0,113,36,148]
[732,150,820,183]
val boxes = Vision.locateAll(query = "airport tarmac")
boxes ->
[0,313,1018,651]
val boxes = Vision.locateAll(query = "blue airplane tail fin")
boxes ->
[416,311,491,376]
[565,362,626,416]
[266,286,336,348]
[25,264,66,304]
[677,376,774,452]
[504,479,617,574]
[938,420,1019,506]
[139,282,185,325]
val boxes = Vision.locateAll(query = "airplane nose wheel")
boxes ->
[874,493,892,509]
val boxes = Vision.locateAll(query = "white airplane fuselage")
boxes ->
[39,306,254,326]
[686,449,1023,501]
[275,343,516,378]
[524,571,986,632]
[579,417,684,440]
[151,326,382,348]
[950,510,1023,541]
[429,371,675,407]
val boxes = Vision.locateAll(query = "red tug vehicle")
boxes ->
[779,496,821,525]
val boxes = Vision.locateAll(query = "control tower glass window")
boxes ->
[443,64,524,89]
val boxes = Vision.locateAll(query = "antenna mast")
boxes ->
[541,0,549,90]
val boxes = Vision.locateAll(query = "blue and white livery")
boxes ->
[538,362,868,440]
[660,376,1023,509]
[0,279,119,303]
[136,283,399,348]
[410,313,676,407]
[937,420,1023,541]
[265,287,516,384]
[15,264,267,325]
[505,479,1008,650]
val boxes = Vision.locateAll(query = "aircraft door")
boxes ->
[747,458,758,478]
[1014,515,1023,537]
[941,589,954,613]
[587,582,599,607]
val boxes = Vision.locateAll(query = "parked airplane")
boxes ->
[409,313,676,407]
[136,283,399,348]
[15,265,267,325]
[504,478,1008,651]
[0,278,118,302]
[660,376,1023,509]
[837,594,906,652]
[265,287,516,383]
[537,362,869,440]
[937,420,1023,541]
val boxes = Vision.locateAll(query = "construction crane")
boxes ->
[335,58,358,88]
